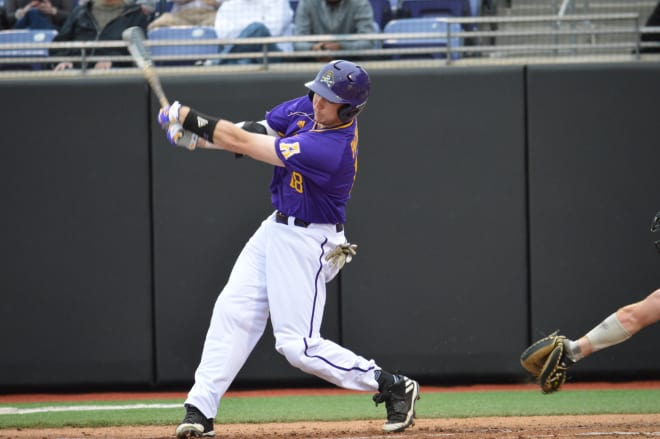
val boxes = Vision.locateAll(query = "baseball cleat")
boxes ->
[373,375,420,433]
[175,404,215,438]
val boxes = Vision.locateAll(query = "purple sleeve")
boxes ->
[266,96,312,136]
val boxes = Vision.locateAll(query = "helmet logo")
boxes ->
[320,69,334,88]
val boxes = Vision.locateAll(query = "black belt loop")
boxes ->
[276,211,343,232]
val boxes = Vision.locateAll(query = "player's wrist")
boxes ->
[182,108,219,142]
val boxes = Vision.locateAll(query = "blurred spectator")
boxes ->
[213,0,293,64]
[50,0,155,70]
[1,0,12,29]
[641,0,660,53]
[293,0,377,59]
[6,0,74,30]
[147,0,222,29]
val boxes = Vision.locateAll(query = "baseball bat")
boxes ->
[122,26,169,108]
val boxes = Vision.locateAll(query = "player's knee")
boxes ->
[276,337,307,369]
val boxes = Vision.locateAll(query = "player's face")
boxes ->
[312,93,343,127]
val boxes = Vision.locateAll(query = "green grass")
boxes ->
[1,389,659,429]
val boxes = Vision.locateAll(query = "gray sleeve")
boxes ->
[339,0,377,50]
[293,0,314,51]
[6,0,19,17]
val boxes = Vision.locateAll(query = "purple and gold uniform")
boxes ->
[268,96,358,224]
[177,60,420,439]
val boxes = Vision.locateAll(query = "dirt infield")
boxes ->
[2,382,659,439]
[3,414,660,438]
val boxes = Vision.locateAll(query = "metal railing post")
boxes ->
[80,48,87,73]
[634,15,641,60]
[445,23,451,65]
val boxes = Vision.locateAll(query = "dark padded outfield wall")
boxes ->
[341,67,529,382]
[151,73,341,386]
[3,64,660,392]
[0,78,153,389]
[527,63,660,378]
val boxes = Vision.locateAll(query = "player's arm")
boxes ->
[159,102,284,167]
[201,119,283,166]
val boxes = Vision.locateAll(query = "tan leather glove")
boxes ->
[325,243,358,270]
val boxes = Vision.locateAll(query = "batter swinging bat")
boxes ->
[122,26,169,108]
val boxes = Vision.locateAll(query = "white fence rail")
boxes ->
[1,13,659,75]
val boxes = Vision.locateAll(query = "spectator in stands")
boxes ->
[50,0,155,70]
[0,1,13,29]
[147,0,222,30]
[641,0,660,53]
[293,0,377,60]
[6,0,74,30]
[213,0,293,64]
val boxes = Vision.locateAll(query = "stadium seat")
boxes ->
[154,0,174,15]
[468,0,481,16]
[399,0,467,18]
[147,26,218,65]
[370,0,393,29]
[289,0,299,16]
[382,17,462,59]
[0,29,58,70]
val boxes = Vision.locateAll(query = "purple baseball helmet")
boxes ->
[305,59,370,122]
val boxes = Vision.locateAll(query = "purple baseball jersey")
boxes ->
[266,95,359,225]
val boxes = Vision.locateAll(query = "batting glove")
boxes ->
[158,101,182,128]
[166,123,198,150]
[325,242,358,270]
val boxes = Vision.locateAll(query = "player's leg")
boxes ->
[265,221,376,389]
[176,221,270,438]
[265,220,419,432]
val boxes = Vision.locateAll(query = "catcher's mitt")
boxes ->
[520,331,573,394]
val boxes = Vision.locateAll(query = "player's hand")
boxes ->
[166,123,198,150]
[158,101,182,128]
[53,62,73,71]
[93,60,112,70]
[325,242,357,270]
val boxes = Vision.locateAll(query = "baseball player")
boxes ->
[157,59,420,438]
[520,211,660,393]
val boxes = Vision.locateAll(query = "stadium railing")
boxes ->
[0,12,659,74]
